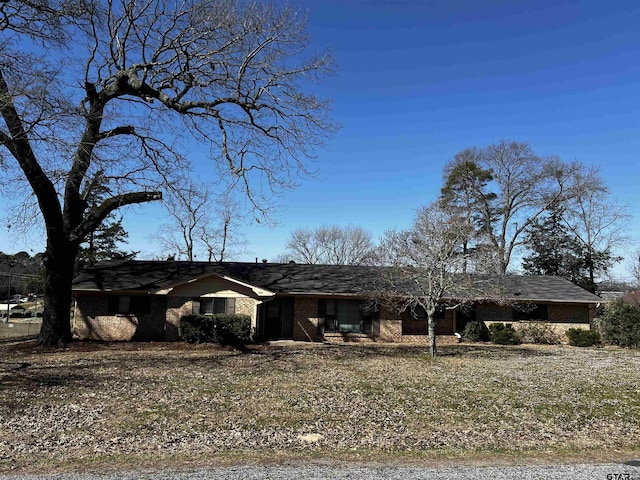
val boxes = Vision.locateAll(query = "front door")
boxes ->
[260,297,294,340]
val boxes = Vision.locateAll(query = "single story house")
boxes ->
[71,260,603,342]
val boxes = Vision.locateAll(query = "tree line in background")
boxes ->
[0,251,45,299]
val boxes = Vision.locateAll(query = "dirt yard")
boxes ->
[1,341,639,474]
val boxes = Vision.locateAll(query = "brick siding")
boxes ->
[292,298,319,341]
[74,294,166,341]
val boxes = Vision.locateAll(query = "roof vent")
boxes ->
[289,260,296,264]
[262,258,268,263]
[166,255,175,261]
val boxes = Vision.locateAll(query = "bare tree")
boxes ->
[440,140,601,273]
[374,203,477,357]
[562,185,628,292]
[285,225,376,265]
[0,0,337,344]
[158,182,245,262]
[158,183,209,262]
[199,194,245,262]
[628,249,640,288]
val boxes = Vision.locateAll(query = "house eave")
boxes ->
[74,289,154,295]
[151,272,275,298]
[282,291,367,298]
[467,296,600,305]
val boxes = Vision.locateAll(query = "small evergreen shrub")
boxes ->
[179,315,215,343]
[214,314,253,347]
[462,321,490,342]
[566,328,601,347]
[516,322,560,345]
[179,314,252,347]
[489,323,521,345]
[600,300,640,348]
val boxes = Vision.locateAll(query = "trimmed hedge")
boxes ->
[600,300,640,348]
[566,328,601,347]
[516,322,561,345]
[489,323,521,345]
[179,314,252,347]
[462,321,490,342]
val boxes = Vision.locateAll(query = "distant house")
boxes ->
[72,261,602,342]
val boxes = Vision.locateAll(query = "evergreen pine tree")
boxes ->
[522,203,590,289]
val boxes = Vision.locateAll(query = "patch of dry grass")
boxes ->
[1,341,639,473]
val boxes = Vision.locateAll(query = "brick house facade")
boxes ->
[72,261,602,343]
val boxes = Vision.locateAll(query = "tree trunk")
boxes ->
[37,240,78,345]
[584,248,596,293]
[428,311,437,357]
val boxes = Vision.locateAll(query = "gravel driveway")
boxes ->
[1,463,640,480]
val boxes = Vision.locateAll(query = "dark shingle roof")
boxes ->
[72,260,603,304]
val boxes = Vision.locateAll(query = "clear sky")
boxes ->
[3,0,640,279]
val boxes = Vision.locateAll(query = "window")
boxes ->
[319,299,377,335]
[199,297,236,315]
[107,295,151,315]
[512,303,548,321]
[402,305,444,335]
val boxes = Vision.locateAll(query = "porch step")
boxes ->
[323,333,376,343]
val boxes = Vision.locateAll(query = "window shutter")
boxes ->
[192,298,200,315]
[373,308,380,337]
[226,298,236,315]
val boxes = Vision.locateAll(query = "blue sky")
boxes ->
[4,0,640,278]
[238,0,640,275]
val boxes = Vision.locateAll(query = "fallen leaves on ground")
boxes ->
[1,341,639,472]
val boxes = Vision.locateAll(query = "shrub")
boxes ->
[179,315,216,343]
[179,314,252,347]
[566,328,601,347]
[488,323,521,345]
[515,322,560,345]
[214,314,253,347]
[600,300,640,348]
[462,321,490,342]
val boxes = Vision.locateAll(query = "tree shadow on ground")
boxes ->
[437,343,558,358]
[246,341,559,361]
[0,340,558,379]
[0,361,100,390]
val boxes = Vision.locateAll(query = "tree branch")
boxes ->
[0,69,63,234]
[70,190,162,243]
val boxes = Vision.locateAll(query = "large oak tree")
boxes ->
[440,140,602,274]
[0,0,337,344]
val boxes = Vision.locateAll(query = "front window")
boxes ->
[199,297,235,315]
[320,299,376,335]
[402,305,444,335]
[108,295,151,315]
[512,303,548,321]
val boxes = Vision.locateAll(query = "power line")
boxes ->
[0,271,41,279]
